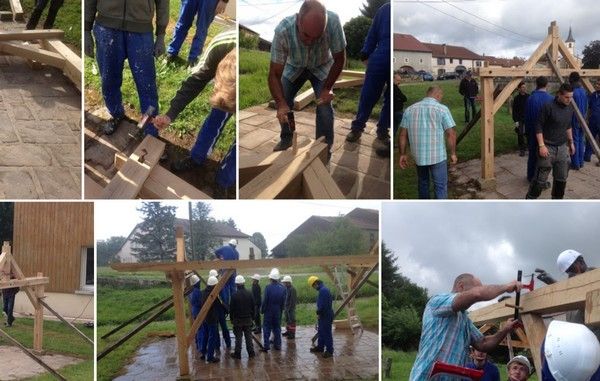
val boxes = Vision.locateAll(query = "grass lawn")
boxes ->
[84,0,234,160]
[381,349,539,380]
[19,0,81,52]
[394,80,522,199]
[0,318,94,380]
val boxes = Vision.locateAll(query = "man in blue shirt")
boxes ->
[466,348,500,381]
[261,268,286,352]
[215,239,239,302]
[585,78,600,162]
[569,72,589,170]
[525,76,554,183]
[308,276,334,358]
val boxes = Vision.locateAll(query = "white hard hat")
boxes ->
[229,239,238,246]
[188,274,200,286]
[268,268,280,280]
[251,274,261,280]
[557,249,582,273]
[507,355,531,374]
[235,275,245,284]
[207,276,218,286]
[209,269,218,278]
[544,320,600,381]
[282,275,292,283]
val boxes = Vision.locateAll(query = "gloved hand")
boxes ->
[84,30,94,58]
[154,34,166,57]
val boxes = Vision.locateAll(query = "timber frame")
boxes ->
[0,30,82,91]
[239,137,345,199]
[469,268,600,374]
[109,227,378,379]
[474,21,600,188]
[85,135,211,200]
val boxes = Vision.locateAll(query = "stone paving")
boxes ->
[240,105,390,199]
[0,345,83,380]
[113,326,379,380]
[451,152,600,199]
[0,22,81,199]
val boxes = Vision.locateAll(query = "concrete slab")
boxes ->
[112,326,378,381]
[0,345,82,380]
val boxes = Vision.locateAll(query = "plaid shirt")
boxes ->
[270,10,346,82]
[400,97,456,166]
[409,293,484,381]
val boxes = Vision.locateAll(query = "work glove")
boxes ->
[154,34,166,57]
[84,30,94,58]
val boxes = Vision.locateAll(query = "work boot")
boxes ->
[273,140,292,151]
[541,181,551,190]
[171,157,201,173]
[377,131,390,143]
[376,140,391,158]
[519,150,526,157]
[103,115,125,135]
[230,352,241,359]
[274,346,281,351]
[551,180,567,199]
[526,181,543,199]
[310,347,324,353]
[207,358,220,363]
[345,129,362,142]
[248,352,256,358]
[287,332,295,340]
[322,351,333,358]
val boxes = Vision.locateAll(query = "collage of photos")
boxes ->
[0,0,598,380]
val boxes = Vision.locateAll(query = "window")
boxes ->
[404,58,409,63]
[79,247,94,293]
[476,61,482,67]
[249,247,255,260]
[419,58,423,63]
[437,58,445,65]
[459,59,463,64]
[449,58,454,64]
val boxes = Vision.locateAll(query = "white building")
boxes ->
[424,43,484,77]
[393,33,433,73]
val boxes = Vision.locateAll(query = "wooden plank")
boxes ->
[481,76,495,180]
[309,159,345,198]
[521,313,547,375]
[8,0,23,20]
[101,135,166,199]
[293,88,315,110]
[8,252,39,308]
[478,67,600,78]
[586,290,600,326]
[341,70,366,79]
[0,276,49,289]
[0,30,64,41]
[302,165,329,199]
[469,268,600,324]
[240,138,328,199]
[172,270,189,376]
[84,174,104,199]
[112,254,379,273]
[239,151,280,186]
[42,39,82,91]
[33,273,44,352]
[0,42,65,68]
[549,21,559,65]
[556,38,595,94]
[334,78,364,89]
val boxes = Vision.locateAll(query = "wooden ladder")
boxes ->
[331,265,363,334]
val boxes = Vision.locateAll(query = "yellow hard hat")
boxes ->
[307,276,319,287]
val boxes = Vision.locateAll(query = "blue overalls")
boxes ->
[215,244,239,300]
[215,287,231,349]
[350,3,390,138]
[524,90,553,181]
[93,23,159,136]
[261,281,286,350]
[167,0,219,62]
[316,283,334,354]
[585,91,600,161]
[570,85,588,169]
[189,283,203,351]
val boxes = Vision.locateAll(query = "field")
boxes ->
[394,80,522,199]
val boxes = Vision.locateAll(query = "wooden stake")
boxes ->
[481,76,495,182]
[33,272,44,352]
[172,226,189,377]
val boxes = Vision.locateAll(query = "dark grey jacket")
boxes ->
[85,0,169,35]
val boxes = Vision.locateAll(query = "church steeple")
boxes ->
[566,26,575,56]
[566,26,575,43]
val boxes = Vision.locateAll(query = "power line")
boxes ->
[240,0,299,6]
[244,0,302,25]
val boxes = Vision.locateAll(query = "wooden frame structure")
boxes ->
[469,268,600,373]
[110,226,378,379]
[474,21,600,188]
[85,135,211,199]
[239,137,345,199]
[1,0,24,21]
[0,30,82,91]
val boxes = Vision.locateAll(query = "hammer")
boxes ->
[287,111,298,153]
[137,106,156,130]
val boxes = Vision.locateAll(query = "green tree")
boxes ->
[582,40,600,69]
[131,202,177,262]
[188,202,219,261]
[360,0,389,18]
[97,236,127,266]
[307,219,367,256]
[343,16,372,60]
[250,232,268,258]
[240,30,259,50]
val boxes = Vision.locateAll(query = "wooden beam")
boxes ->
[38,299,93,346]
[8,251,39,308]
[41,39,82,91]
[478,67,600,78]
[457,85,502,146]
[341,70,366,79]
[334,78,364,89]
[549,21,559,64]
[239,151,280,187]
[84,174,104,199]
[0,276,49,289]
[586,290,600,326]
[0,29,64,41]
[521,313,547,375]
[307,159,344,198]
[8,0,23,21]
[112,254,379,273]
[302,164,329,198]
[469,268,600,324]
[100,135,166,199]
[0,42,65,68]
[556,38,595,93]
[33,273,44,352]
[481,76,495,181]
[240,138,328,199]
[293,88,315,110]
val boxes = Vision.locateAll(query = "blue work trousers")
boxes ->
[93,24,159,136]
[216,143,236,188]
[571,126,586,169]
[416,160,448,199]
[203,323,218,361]
[168,0,218,61]
[317,316,334,353]
[262,310,282,350]
[584,120,599,162]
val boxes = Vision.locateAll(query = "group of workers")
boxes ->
[409,249,599,381]
[187,240,334,362]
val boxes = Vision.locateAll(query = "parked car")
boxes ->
[443,72,459,80]
[437,73,445,80]
[417,70,434,81]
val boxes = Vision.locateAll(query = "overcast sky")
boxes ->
[394,0,598,58]
[95,201,380,252]
[383,202,600,310]
[239,0,365,41]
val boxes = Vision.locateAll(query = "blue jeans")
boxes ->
[204,323,218,361]
[584,120,599,161]
[281,70,334,149]
[217,309,231,349]
[93,24,159,136]
[167,0,218,61]
[416,160,448,199]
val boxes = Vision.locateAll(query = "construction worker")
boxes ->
[261,268,285,352]
[26,0,64,30]
[1,272,19,327]
[201,275,221,363]
[569,72,589,170]
[187,274,203,352]
[466,348,500,381]
[282,275,297,340]
[512,81,530,157]
[459,71,479,123]
[84,0,168,136]
[251,274,262,334]
[229,275,256,359]
[308,276,334,358]
[213,270,232,352]
[524,76,554,183]
[213,239,239,304]
[507,355,531,381]
[166,0,227,67]
[409,273,522,380]
[542,320,600,381]
[584,78,600,162]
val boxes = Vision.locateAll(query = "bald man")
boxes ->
[409,274,522,381]
[268,0,346,155]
